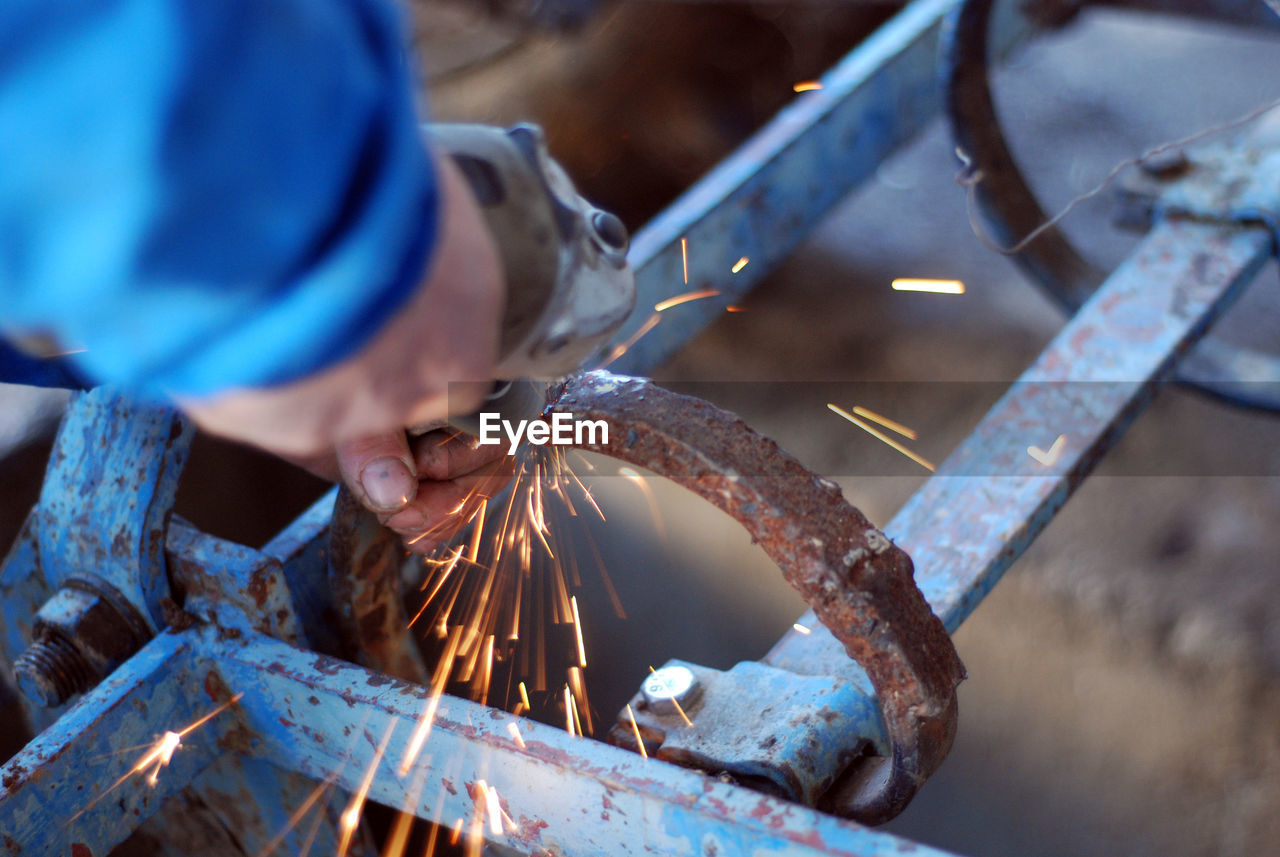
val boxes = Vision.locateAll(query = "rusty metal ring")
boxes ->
[551,371,964,825]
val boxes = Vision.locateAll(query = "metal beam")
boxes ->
[210,627,963,857]
[765,218,1274,678]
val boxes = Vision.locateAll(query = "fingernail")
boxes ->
[360,458,415,511]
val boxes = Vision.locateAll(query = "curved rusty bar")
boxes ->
[326,487,430,685]
[551,370,965,825]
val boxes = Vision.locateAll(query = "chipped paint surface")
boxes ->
[215,628,961,857]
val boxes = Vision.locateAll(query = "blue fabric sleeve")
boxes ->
[0,0,438,397]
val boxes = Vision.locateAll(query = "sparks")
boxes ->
[255,771,343,857]
[626,704,648,759]
[680,236,689,284]
[569,687,585,736]
[793,80,823,92]
[731,256,749,274]
[483,782,504,836]
[400,626,463,774]
[891,278,965,295]
[851,405,918,441]
[570,595,586,668]
[406,446,620,737]
[506,721,526,749]
[68,693,244,825]
[602,312,660,366]
[140,731,181,787]
[827,403,936,473]
[792,623,812,635]
[380,770,428,857]
[568,665,593,734]
[654,289,719,312]
[337,719,398,857]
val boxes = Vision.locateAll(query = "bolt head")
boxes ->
[641,665,701,716]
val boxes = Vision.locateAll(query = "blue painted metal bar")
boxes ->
[261,486,345,657]
[614,0,1036,375]
[765,217,1274,677]
[35,388,192,630]
[0,632,212,856]
[208,627,962,857]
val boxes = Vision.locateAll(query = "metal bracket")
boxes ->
[611,659,886,806]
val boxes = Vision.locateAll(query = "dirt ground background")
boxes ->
[2,3,1279,855]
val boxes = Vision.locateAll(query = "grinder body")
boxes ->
[427,123,635,429]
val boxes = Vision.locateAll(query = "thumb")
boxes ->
[337,431,418,514]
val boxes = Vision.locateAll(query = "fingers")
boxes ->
[385,456,516,554]
[339,428,512,551]
[411,429,507,481]
[336,431,418,514]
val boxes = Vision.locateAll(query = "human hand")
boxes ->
[177,151,513,546]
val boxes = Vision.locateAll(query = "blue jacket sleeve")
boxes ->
[0,0,438,397]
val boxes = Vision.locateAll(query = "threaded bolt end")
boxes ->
[14,633,97,707]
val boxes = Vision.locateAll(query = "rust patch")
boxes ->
[1,762,27,791]
[217,721,257,756]
[245,568,272,609]
[312,655,343,676]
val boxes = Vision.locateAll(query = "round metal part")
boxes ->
[591,210,629,255]
[13,631,96,708]
[641,665,702,715]
[12,581,151,707]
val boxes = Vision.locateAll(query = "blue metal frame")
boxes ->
[3,0,1278,854]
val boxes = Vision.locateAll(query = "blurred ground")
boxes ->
[3,3,1280,856]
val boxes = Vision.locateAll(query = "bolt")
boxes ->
[641,665,702,716]
[12,583,150,708]
[13,631,96,707]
